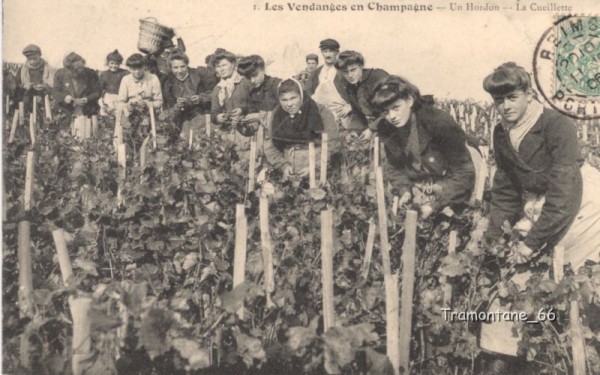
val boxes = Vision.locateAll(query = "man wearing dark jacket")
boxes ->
[53,52,101,117]
[334,50,389,131]
[161,52,218,139]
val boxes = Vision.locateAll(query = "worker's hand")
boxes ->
[216,113,228,124]
[190,95,200,105]
[74,97,88,106]
[34,84,46,91]
[334,103,352,118]
[399,191,412,206]
[64,95,74,104]
[358,128,373,143]
[230,108,243,117]
[513,241,534,264]
[176,97,187,109]
[421,204,434,219]
[282,163,294,181]
[242,113,262,124]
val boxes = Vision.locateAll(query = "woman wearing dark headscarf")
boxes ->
[264,78,338,179]
[369,75,476,218]
[478,62,600,374]
[99,50,128,114]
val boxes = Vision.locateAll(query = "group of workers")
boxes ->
[4,35,600,374]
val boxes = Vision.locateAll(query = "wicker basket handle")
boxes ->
[140,17,159,24]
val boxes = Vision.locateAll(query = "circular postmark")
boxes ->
[533,15,600,120]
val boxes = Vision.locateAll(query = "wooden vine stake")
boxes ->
[188,127,193,150]
[385,273,400,375]
[373,136,380,169]
[9,110,19,143]
[248,137,257,192]
[117,144,126,205]
[140,136,149,170]
[24,151,35,211]
[259,196,274,307]
[114,106,123,146]
[19,101,24,125]
[205,114,211,137]
[399,210,418,374]
[233,204,247,319]
[147,102,157,148]
[375,166,391,276]
[442,230,458,307]
[91,115,98,136]
[44,95,52,121]
[18,220,34,369]
[320,133,328,185]
[581,122,588,142]
[488,165,497,189]
[32,96,38,127]
[552,246,585,375]
[309,142,316,189]
[474,157,487,204]
[5,94,9,115]
[392,196,399,216]
[321,209,335,331]
[52,228,92,375]
[362,218,376,279]
[29,113,36,145]
[70,297,93,375]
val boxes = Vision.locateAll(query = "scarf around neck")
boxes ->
[502,99,544,151]
[217,71,242,106]
[21,58,53,88]
[271,78,324,146]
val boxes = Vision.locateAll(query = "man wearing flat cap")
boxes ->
[306,39,362,132]
[53,52,101,137]
[16,44,56,116]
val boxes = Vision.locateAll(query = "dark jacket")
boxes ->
[345,68,389,125]
[304,65,349,102]
[52,67,101,116]
[162,67,218,122]
[486,108,583,249]
[247,75,281,113]
[99,68,129,95]
[379,103,475,209]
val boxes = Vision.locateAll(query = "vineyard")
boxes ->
[2,100,600,375]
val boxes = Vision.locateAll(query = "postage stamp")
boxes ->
[533,15,600,120]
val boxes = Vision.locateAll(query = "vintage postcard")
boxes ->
[2,0,599,374]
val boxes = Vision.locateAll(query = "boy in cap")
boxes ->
[17,44,56,117]
[294,54,319,89]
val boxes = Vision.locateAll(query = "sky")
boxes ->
[3,0,598,102]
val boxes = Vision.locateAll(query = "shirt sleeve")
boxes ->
[151,75,163,109]
[117,76,129,104]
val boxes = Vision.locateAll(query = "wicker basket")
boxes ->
[137,18,174,55]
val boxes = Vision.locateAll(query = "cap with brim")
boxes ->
[306,53,319,60]
[22,44,41,56]
[319,39,340,50]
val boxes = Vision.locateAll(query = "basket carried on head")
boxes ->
[137,18,174,55]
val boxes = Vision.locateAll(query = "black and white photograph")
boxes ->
[2,0,600,374]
